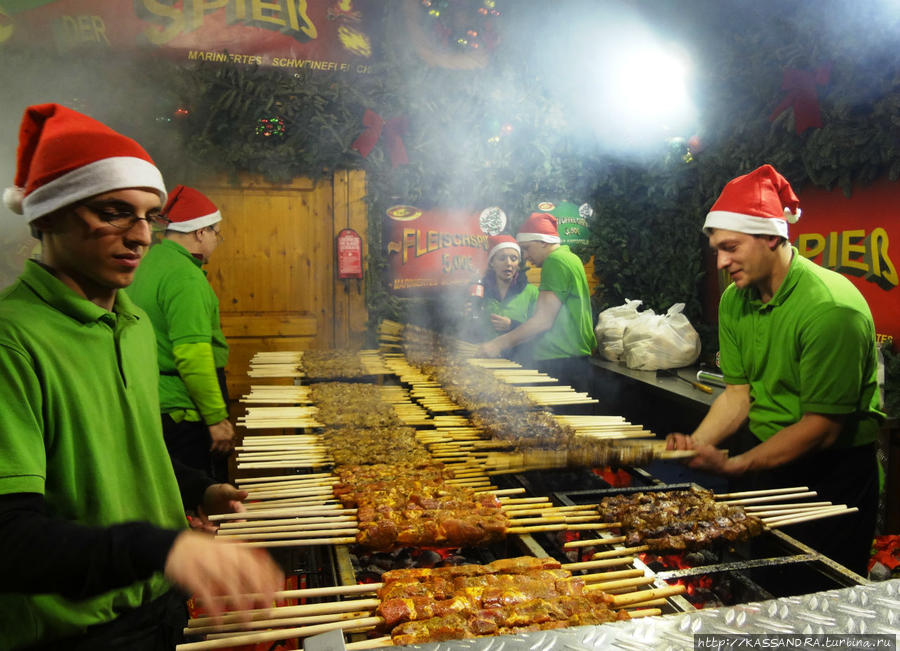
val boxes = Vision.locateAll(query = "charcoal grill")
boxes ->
[550,482,866,612]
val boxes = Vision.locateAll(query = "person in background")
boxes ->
[0,103,282,651]
[666,164,881,576]
[468,234,538,364]
[130,186,234,483]
[478,213,597,394]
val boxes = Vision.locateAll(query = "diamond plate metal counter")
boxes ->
[385,579,900,651]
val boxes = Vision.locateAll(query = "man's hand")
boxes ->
[164,530,284,617]
[477,339,503,358]
[665,432,695,450]
[686,444,744,476]
[193,484,247,533]
[490,314,512,333]
[209,419,235,454]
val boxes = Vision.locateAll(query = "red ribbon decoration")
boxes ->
[769,64,831,135]
[351,109,409,168]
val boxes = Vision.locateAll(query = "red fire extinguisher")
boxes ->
[337,228,363,280]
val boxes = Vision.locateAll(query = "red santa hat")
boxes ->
[3,103,166,222]
[516,212,560,244]
[703,164,801,238]
[487,234,520,260]
[163,185,222,232]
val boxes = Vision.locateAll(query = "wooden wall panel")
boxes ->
[190,173,369,401]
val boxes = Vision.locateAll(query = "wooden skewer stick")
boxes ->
[627,608,663,618]
[721,491,817,505]
[744,501,832,512]
[218,516,356,530]
[185,610,374,636]
[715,486,809,499]
[239,536,357,548]
[752,504,834,518]
[764,506,857,528]
[345,636,394,650]
[236,473,334,484]
[176,616,383,650]
[188,599,379,629]
[610,584,686,608]
[590,545,650,559]
[585,576,656,592]
[218,528,359,541]
[208,507,355,522]
[562,529,625,548]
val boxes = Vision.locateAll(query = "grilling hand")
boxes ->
[478,340,502,358]
[165,530,284,617]
[192,483,248,532]
[490,314,512,332]
[686,443,731,474]
[209,419,236,453]
[665,432,695,450]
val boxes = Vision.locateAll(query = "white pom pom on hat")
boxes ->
[4,103,166,222]
[703,164,801,238]
[3,186,24,215]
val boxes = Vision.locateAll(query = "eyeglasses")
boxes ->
[208,226,224,243]
[78,201,171,232]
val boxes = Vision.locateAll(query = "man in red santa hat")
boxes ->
[0,104,282,650]
[478,212,597,394]
[667,164,881,577]
[130,185,235,484]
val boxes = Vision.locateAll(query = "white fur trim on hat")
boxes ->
[3,186,24,214]
[703,210,789,238]
[488,240,520,260]
[516,232,561,244]
[165,210,222,233]
[21,156,167,222]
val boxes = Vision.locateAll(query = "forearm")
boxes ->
[691,386,750,446]
[0,493,179,599]
[727,413,843,474]
[173,342,228,424]
[491,314,552,351]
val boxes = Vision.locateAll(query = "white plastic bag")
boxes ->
[594,299,647,362]
[621,303,701,370]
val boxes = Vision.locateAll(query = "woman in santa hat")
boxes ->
[469,234,539,362]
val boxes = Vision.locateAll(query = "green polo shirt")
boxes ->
[480,283,539,340]
[532,245,597,360]
[0,260,187,648]
[718,248,882,447]
[129,239,229,422]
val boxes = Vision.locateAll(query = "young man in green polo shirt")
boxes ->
[0,104,282,650]
[666,164,882,576]
[130,185,234,483]
[478,212,597,394]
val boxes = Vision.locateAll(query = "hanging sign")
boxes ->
[384,205,489,293]
[534,199,592,249]
[0,0,383,73]
[794,178,900,349]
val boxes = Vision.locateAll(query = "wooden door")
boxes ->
[197,170,367,401]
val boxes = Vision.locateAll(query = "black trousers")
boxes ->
[729,442,878,577]
[536,356,594,398]
[26,590,187,651]
[161,368,230,483]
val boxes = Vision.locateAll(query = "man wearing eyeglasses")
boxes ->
[0,104,282,650]
[130,186,235,484]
